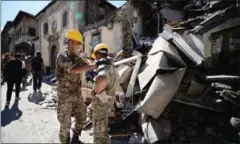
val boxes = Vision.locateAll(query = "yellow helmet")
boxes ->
[64,29,83,43]
[91,43,109,59]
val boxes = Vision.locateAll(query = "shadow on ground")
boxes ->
[11,87,28,92]
[1,100,23,127]
[28,92,44,104]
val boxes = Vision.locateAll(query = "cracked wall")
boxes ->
[114,3,135,57]
[84,2,144,58]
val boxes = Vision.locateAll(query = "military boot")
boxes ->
[59,134,70,144]
[5,101,10,109]
[71,129,82,144]
[71,133,82,144]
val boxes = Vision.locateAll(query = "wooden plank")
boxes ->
[125,57,142,98]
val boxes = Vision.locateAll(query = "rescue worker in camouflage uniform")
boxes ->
[55,29,96,144]
[90,43,118,144]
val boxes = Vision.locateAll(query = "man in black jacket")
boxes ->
[3,53,23,108]
[31,52,45,92]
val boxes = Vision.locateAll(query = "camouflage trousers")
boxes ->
[57,95,86,144]
[89,94,115,144]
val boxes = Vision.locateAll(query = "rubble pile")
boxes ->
[43,73,57,85]
[102,1,240,143]
[39,86,57,110]
[40,92,57,110]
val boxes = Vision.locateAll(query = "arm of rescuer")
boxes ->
[57,52,96,74]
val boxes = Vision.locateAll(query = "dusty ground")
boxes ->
[1,81,93,143]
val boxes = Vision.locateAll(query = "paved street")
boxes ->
[1,81,93,143]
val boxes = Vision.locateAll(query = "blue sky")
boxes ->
[1,1,126,31]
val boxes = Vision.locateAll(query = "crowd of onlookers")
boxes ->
[1,52,45,108]
[1,53,31,86]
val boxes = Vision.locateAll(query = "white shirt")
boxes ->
[22,61,26,69]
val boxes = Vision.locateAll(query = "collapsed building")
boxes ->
[42,0,240,143]
[84,2,142,58]
[83,0,240,143]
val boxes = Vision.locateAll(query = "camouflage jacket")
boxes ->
[93,58,117,96]
[56,49,86,98]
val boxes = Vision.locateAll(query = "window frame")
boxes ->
[91,31,101,51]
[211,25,240,64]
[211,26,240,55]
[28,27,36,36]
[62,11,68,28]
[43,22,49,35]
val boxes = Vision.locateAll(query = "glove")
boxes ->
[96,91,112,104]
[96,58,111,66]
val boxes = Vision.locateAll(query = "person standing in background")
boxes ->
[21,54,27,88]
[26,56,32,75]
[1,53,11,85]
[31,52,45,92]
[3,53,23,108]
[26,55,32,83]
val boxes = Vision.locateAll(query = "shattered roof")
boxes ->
[12,10,35,26]
[191,6,240,34]
[84,2,127,31]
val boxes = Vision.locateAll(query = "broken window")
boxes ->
[211,33,223,64]
[28,28,36,36]
[212,26,240,57]
[43,23,48,35]
[62,11,68,27]
[91,32,101,51]
[229,27,240,52]
[211,26,240,73]
[8,36,11,43]
[212,34,223,55]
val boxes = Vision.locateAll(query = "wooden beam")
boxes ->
[125,56,142,98]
